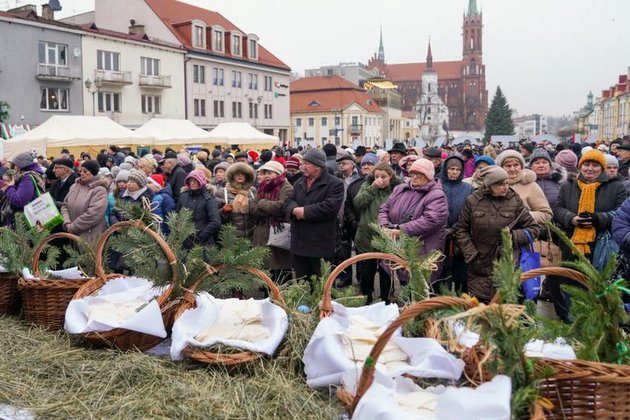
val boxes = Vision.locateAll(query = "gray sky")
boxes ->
[16,0,630,117]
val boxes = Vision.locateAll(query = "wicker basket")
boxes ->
[0,273,20,315]
[320,252,409,319]
[174,264,286,366]
[71,221,177,351]
[18,232,90,330]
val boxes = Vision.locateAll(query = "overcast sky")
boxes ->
[11,0,630,117]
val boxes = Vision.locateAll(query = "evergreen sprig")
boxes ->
[0,213,58,275]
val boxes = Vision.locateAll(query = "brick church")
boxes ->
[367,0,488,131]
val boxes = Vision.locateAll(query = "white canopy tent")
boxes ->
[532,134,561,145]
[3,116,152,158]
[207,122,279,149]
[135,118,219,146]
[452,135,482,146]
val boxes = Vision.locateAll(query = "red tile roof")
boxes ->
[383,60,463,82]
[290,76,382,114]
[291,75,360,93]
[144,0,290,71]
[79,23,184,50]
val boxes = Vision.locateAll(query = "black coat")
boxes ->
[48,173,78,208]
[168,164,187,203]
[284,170,344,258]
[177,188,221,246]
[343,175,365,240]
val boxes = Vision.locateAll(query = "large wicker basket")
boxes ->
[71,221,177,351]
[320,252,409,319]
[18,232,90,330]
[174,264,286,366]
[0,272,20,315]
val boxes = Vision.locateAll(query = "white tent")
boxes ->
[207,122,278,148]
[3,115,152,158]
[135,118,217,146]
[532,134,560,145]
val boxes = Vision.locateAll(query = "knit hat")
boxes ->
[115,169,130,183]
[475,155,495,167]
[119,162,133,171]
[259,160,285,175]
[605,154,619,168]
[213,161,230,175]
[409,158,435,181]
[480,165,509,187]
[520,142,535,154]
[149,173,166,188]
[597,144,609,153]
[235,151,248,160]
[127,169,148,187]
[52,157,74,169]
[273,156,286,166]
[178,152,192,167]
[11,152,34,170]
[578,149,607,169]
[581,146,593,154]
[124,156,137,165]
[323,143,337,157]
[554,150,578,170]
[260,150,273,162]
[212,149,221,158]
[196,151,208,161]
[285,156,301,171]
[360,153,378,166]
[185,169,207,190]
[303,148,327,169]
[81,160,100,176]
[529,148,552,165]
[98,167,111,177]
[496,149,526,169]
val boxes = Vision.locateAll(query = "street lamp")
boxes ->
[84,77,103,116]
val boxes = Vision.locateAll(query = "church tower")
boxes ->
[417,40,449,143]
[367,26,386,76]
[461,0,487,130]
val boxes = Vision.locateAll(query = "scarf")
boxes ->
[257,175,286,200]
[571,179,601,254]
[226,183,252,213]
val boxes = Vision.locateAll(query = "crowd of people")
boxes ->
[2,136,630,318]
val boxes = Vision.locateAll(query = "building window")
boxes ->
[334,116,341,126]
[141,94,161,114]
[232,101,242,118]
[213,29,223,52]
[141,57,160,76]
[40,87,68,111]
[97,92,121,112]
[264,76,272,92]
[308,117,314,127]
[248,39,257,59]
[38,42,67,66]
[264,104,273,119]
[232,35,241,55]
[351,116,358,125]
[213,100,225,117]
[97,50,120,71]
[321,117,327,126]
[193,65,205,84]
[232,71,242,88]
[193,25,205,48]
[248,73,258,90]
[212,68,224,86]
[296,118,302,127]
[194,99,206,117]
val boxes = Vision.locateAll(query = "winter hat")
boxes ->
[424,147,442,158]
[52,157,74,169]
[578,149,606,169]
[529,148,552,165]
[355,145,367,157]
[597,144,609,153]
[260,150,273,163]
[127,169,148,187]
[554,150,578,170]
[115,169,130,183]
[124,156,137,165]
[149,173,166,188]
[196,151,208,161]
[213,161,230,175]
[323,143,337,157]
[409,158,435,181]
[496,150,526,169]
[234,151,248,160]
[178,152,192,167]
[11,152,34,170]
[259,160,285,175]
[520,142,535,154]
[81,160,100,176]
[605,154,619,168]
[212,149,221,158]
[475,155,495,167]
[285,156,301,171]
[336,150,355,163]
[98,167,111,177]
[185,169,207,190]
[303,148,327,169]
[581,146,593,154]
[446,157,464,169]
[119,162,133,171]
[480,165,509,187]
[153,153,164,162]
[360,153,378,166]
[248,150,260,162]
[398,155,420,169]
[273,156,286,166]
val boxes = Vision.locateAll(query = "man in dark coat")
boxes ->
[162,157,187,204]
[323,143,338,174]
[617,144,630,181]
[48,158,78,209]
[388,142,407,177]
[284,148,344,284]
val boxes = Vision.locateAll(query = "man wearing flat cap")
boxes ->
[388,142,407,177]
[48,158,78,209]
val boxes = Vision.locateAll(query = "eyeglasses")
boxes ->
[408,171,424,178]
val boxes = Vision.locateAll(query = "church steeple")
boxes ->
[426,38,433,68]
[377,26,385,61]
[467,0,479,15]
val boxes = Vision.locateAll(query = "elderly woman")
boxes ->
[552,149,627,320]
[61,160,109,245]
[137,156,158,176]
[251,161,293,282]
[456,166,540,303]
[528,148,567,209]
[496,150,553,224]
[463,155,494,190]
[397,154,421,182]
[0,152,45,227]
[177,169,221,247]
[212,161,229,189]
[216,162,256,238]
[378,158,448,285]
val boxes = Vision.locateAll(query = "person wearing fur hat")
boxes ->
[215,162,256,238]
[177,169,221,247]
[378,158,448,287]
[456,165,540,303]
[0,152,45,227]
[251,160,294,281]
[552,149,628,320]
[60,160,110,245]
[528,148,568,208]
[496,149,552,224]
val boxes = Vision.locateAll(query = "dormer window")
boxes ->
[191,20,206,48]
[308,100,320,107]
[232,34,241,55]
[213,29,224,52]
[247,34,259,60]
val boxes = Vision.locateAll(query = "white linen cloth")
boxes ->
[170,292,288,361]
[64,276,167,338]
[304,302,464,388]
[21,266,85,280]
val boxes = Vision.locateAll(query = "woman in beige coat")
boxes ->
[496,150,553,224]
[61,160,109,245]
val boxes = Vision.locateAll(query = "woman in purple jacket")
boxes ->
[378,158,448,286]
[0,152,45,227]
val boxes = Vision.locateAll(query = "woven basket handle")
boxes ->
[320,252,409,319]
[347,296,477,414]
[31,232,87,277]
[93,220,180,286]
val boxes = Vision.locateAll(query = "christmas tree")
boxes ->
[484,86,514,142]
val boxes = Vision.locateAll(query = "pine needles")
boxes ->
[0,213,58,275]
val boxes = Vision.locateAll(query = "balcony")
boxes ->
[36,64,81,81]
[94,69,132,85]
[348,124,363,135]
[138,74,172,89]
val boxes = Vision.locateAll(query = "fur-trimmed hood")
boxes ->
[509,168,537,186]
[539,164,568,185]
[226,162,255,189]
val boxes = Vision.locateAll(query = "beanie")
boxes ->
[475,155,495,167]
[520,142,535,154]
[605,154,619,168]
[259,160,285,175]
[285,156,301,171]
[196,151,208,161]
[119,162,133,171]
[554,150,578,170]
[360,153,378,166]
[480,165,509,187]
[496,150,526,169]
[149,173,166,188]
[212,149,221,158]
[578,149,607,169]
[124,156,137,165]
[273,156,286,166]
[185,169,207,190]
[303,148,327,169]
[529,148,552,165]
[409,158,435,181]
[81,160,100,176]
[322,143,337,157]
[98,167,111,177]
[424,147,442,158]
[11,152,34,170]
[213,161,230,175]
[115,169,130,183]
[178,152,192,167]
[260,150,273,162]
[127,169,148,187]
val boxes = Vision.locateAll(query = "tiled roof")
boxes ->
[290,75,360,93]
[144,0,290,71]
[79,23,184,50]
[290,76,382,114]
[383,60,463,81]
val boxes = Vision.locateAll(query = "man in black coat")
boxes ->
[162,156,187,204]
[48,158,77,209]
[284,148,344,284]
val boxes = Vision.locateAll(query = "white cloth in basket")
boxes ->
[304,302,464,388]
[21,266,85,280]
[170,292,288,361]
[64,276,167,337]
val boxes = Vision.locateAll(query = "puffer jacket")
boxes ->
[533,164,567,209]
[61,176,110,245]
[440,155,474,228]
[508,168,553,224]
[456,187,540,302]
[1,164,45,227]
[353,174,402,253]
[177,187,221,246]
[215,162,256,238]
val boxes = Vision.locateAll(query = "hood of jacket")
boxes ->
[509,168,537,186]
[226,162,255,189]
[439,154,466,183]
[537,164,568,185]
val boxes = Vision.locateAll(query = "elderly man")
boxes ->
[388,142,407,177]
[424,147,443,173]
[617,144,630,181]
[162,157,187,203]
[284,148,344,284]
[48,158,78,209]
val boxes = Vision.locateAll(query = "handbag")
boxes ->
[267,222,291,251]
[520,229,541,300]
[23,175,63,230]
[532,227,562,267]
[592,231,619,272]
